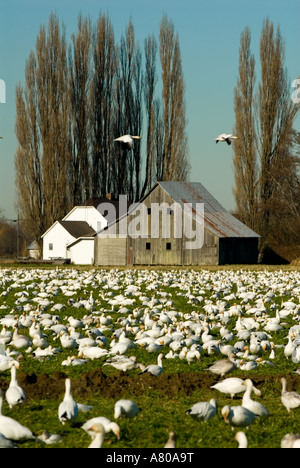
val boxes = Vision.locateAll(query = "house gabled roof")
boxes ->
[58,221,96,238]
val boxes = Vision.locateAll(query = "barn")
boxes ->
[95,181,260,266]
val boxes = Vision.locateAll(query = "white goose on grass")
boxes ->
[58,378,78,425]
[281,377,300,413]
[140,353,164,376]
[234,431,248,448]
[0,353,19,374]
[164,431,176,448]
[281,433,300,448]
[87,423,106,448]
[114,399,141,419]
[0,390,35,442]
[82,417,120,440]
[5,363,25,409]
[211,377,261,400]
[186,399,217,422]
[0,432,17,448]
[205,355,237,377]
[103,355,144,373]
[10,325,32,350]
[241,379,270,417]
[37,430,62,445]
[221,405,257,428]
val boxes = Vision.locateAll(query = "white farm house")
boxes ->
[41,202,107,265]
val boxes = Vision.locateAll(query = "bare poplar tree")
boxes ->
[159,14,189,181]
[114,20,143,200]
[141,34,158,197]
[257,19,299,251]
[15,13,71,241]
[233,19,299,256]
[35,14,71,226]
[69,14,92,204]
[233,27,258,230]
[90,13,117,198]
[15,53,43,241]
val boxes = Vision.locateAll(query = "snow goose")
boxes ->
[292,346,300,364]
[5,363,25,408]
[103,355,144,372]
[281,377,300,412]
[205,355,237,377]
[164,431,176,448]
[215,133,238,145]
[114,134,141,150]
[0,390,34,441]
[59,331,78,350]
[114,399,141,419]
[221,405,256,428]
[82,416,120,440]
[281,433,300,448]
[87,423,105,448]
[0,433,17,448]
[10,325,32,350]
[242,379,269,417]
[0,325,13,345]
[211,377,261,400]
[0,353,19,373]
[58,378,78,425]
[185,348,201,364]
[38,430,62,445]
[234,431,248,448]
[140,353,164,376]
[186,399,217,421]
[81,346,109,360]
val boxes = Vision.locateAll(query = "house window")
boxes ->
[166,242,171,250]
[146,242,151,250]
[49,243,53,251]
[147,207,151,215]
[167,208,173,215]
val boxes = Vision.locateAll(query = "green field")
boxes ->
[0,265,299,448]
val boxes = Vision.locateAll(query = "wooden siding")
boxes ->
[126,184,219,266]
[96,236,127,266]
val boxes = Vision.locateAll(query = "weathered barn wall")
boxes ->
[96,236,127,266]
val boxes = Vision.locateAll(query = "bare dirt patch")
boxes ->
[1,370,299,401]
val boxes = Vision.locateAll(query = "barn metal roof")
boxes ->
[158,181,259,238]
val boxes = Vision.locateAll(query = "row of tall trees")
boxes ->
[15,13,189,241]
[233,19,300,255]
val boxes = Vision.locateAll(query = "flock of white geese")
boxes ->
[0,267,299,448]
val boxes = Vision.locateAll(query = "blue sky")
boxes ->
[0,0,299,219]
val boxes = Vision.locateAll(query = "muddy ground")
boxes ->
[1,369,299,401]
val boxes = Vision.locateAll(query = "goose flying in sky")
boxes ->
[215,134,238,145]
[114,134,141,150]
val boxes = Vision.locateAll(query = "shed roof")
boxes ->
[156,181,259,238]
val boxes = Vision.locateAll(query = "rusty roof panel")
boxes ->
[158,181,259,238]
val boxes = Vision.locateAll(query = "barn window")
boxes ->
[167,208,173,215]
[49,243,53,251]
[166,242,171,250]
[146,242,151,250]
[147,207,151,215]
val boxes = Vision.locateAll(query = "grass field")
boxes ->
[0,265,299,448]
